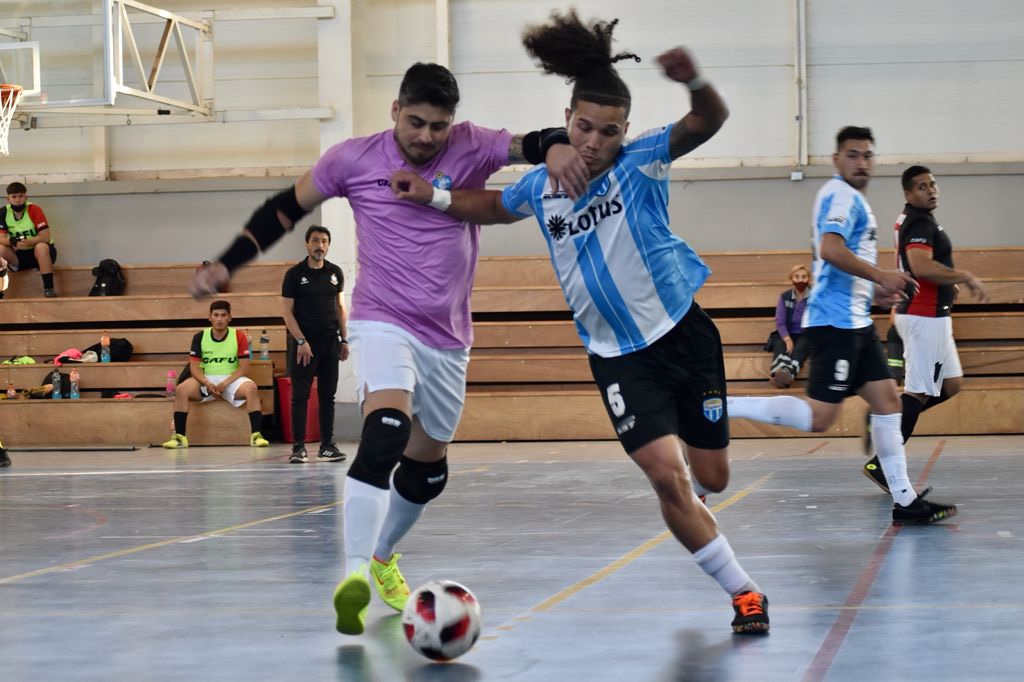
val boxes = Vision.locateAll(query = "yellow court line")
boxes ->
[0,464,492,586]
[530,472,775,613]
[0,500,345,586]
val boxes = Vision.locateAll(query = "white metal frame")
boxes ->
[0,41,40,96]
[18,0,209,115]
[11,2,335,127]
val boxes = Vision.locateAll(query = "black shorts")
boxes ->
[13,243,57,271]
[804,325,892,403]
[588,303,729,453]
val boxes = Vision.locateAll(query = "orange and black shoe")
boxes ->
[731,591,770,635]
[892,487,958,525]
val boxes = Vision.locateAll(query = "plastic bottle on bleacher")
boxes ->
[51,368,62,400]
[166,370,176,397]
[100,332,111,363]
[259,330,270,361]
[69,369,80,399]
[6,379,15,399]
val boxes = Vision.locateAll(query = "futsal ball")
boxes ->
[402,580,482,661]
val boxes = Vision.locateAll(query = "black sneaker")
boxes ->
[731,591,770,634]
[317,443,347,462]
[892,487,958,525]
[289,446,308,464]
[44,289,57,298]
[0,445,11,468]
[862,455,889,493]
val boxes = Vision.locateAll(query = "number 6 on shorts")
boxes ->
[606,382,626,417]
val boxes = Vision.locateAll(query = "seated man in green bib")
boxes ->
[163,299,269,448]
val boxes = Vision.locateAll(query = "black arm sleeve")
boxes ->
[522,127,571,165]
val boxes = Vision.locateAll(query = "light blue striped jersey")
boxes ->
[804,175,879,330]
[501,124,711,358]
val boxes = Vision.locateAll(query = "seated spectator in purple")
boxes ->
[765,264,811,388]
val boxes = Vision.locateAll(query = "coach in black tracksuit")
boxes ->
[281,225,349,463]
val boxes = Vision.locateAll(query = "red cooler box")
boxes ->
[276,377,321,443]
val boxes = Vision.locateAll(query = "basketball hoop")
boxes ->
[0,84,24,156]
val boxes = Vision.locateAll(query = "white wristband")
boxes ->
[429,188,452,211]
[686,76,708,92]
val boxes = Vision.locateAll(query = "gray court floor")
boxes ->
[1,435,1021,682]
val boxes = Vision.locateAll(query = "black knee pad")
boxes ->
[393,455,448,504]
[346,408,411,489]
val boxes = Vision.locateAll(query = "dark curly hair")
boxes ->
[522,10,640,115]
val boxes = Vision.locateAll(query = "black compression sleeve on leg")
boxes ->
[217,235,260,273]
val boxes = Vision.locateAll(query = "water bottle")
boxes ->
[69,369,80,399]
[166,370,177,397]
[259,330,270,361]
[100,332,111,363]
[51,368,62,400]
[6,380,15,399]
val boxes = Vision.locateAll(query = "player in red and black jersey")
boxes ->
[862,165,989,491]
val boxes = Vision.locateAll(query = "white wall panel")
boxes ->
[450,0,798,164]
[807,0,1024,161]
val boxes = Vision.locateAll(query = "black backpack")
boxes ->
[82,337,134,362]
[89,259,126,296]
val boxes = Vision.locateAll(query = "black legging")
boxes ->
[289,335,339,446]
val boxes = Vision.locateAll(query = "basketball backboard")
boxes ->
[0,0,212,116]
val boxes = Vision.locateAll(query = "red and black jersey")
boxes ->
[895,204,955,317]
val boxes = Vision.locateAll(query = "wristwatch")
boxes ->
[296,337,306,346]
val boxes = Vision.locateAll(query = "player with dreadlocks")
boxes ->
[392,10,770,634]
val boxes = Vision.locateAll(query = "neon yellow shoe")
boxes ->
[333,570,371,635]
[162,433,188,449]
[249,432,269,447]
[370,553,410,612]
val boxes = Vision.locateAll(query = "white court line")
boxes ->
[0,468,285,477]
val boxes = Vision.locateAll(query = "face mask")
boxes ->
[793,281,808,292]
[9,202,25,212]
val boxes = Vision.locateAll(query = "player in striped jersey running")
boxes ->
[726,128,958,525]
[392,10,769,635]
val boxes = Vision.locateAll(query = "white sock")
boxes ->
[871,413,917,506]
[343,477,390,577]
[374,483,426,561]
[727,395,813,432]
[692,534,759,596]
[690,475,712,499]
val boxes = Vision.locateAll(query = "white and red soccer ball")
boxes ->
[401,580,482,661]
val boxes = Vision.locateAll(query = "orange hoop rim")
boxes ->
[0,83,22,103]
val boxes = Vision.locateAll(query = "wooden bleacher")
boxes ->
[1,262,292,447]
[2,250,1021,446]
[456,248,1024,441]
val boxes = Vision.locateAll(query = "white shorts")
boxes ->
[200,375,255,408]
[894,314,963,397]
[349,320,470,443]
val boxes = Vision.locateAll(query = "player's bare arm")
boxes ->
[390,170,518,225]
[659,48,729,160]
[820,232,918,297]
[509,133,588,199]
[905,248,989,302]
[190,170,329,298]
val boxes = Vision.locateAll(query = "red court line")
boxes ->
[801,440,947,682]
[805,441,829,455]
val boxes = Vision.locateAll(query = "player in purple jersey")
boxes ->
[189,62,589,637]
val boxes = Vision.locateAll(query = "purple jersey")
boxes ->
[312,122,512,349]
